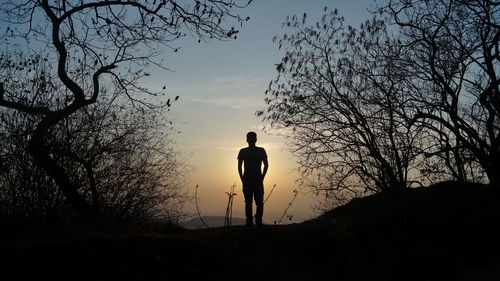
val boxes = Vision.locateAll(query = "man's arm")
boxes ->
[261,158,268,181]
[238,159,244,182]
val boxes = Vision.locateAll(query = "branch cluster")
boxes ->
[261,1,499,208]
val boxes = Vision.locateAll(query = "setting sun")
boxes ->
[180,126,311,223]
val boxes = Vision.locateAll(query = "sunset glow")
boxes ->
[146,0,375,223]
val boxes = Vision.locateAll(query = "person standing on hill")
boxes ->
[238,131,268,227]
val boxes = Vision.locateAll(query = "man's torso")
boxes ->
[238,147,267,180]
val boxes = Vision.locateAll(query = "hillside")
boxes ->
[1,181,499,281]
[180,216,247,229]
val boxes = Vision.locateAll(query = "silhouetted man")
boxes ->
[238,131,268,227]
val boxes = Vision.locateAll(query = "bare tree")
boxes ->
[0,68,189,222]
[259,9,424,205]
[381,0,499,185]
[0,107,61,221]
[0,0,251,217]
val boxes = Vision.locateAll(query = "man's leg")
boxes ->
[243,183,254,226]
[254,182,264,226]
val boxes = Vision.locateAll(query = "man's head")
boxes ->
[246,131,257,146]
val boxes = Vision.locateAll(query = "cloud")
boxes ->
[251,124,295,138]
[184,139,241,152]
[182,138,286,152]
[212,75,265,89]
[187,96,263,110]
[257,142,288,151]
[168,73,268,109]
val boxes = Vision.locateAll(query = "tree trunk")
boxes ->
[83,160,100,211]
[27,118,91,215]
[484,157,500,187]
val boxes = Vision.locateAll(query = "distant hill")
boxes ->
[180,216,247,229]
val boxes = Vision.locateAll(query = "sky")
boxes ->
[144,0,376,224]
[1,0,375,224]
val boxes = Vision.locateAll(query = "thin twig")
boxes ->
[194,184,210,229]
[264,184,277,204]
[277,189,298,224]
[224,184,237,228]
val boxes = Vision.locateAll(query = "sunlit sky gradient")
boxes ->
[3,0,374,223]
[143,0,374,223]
